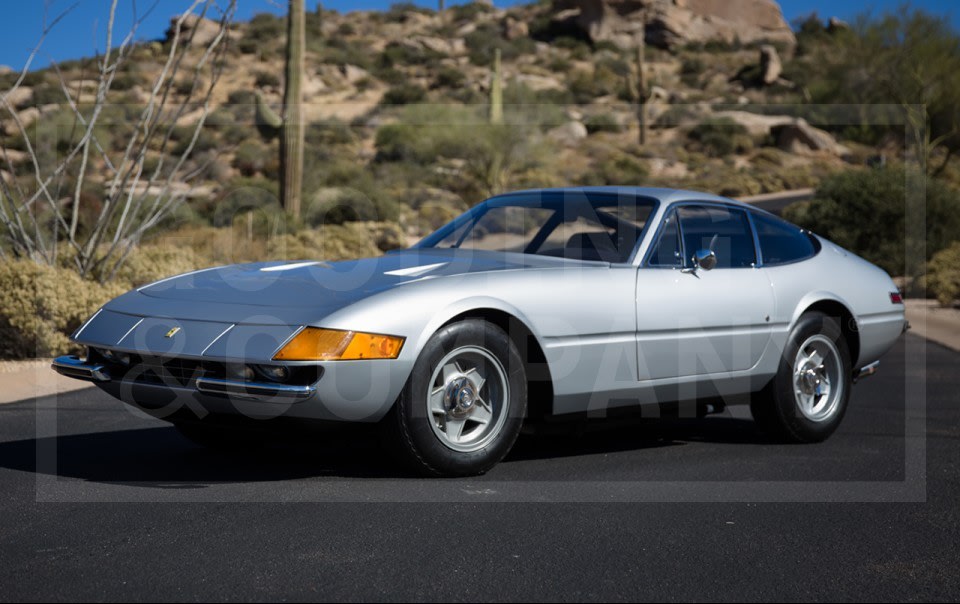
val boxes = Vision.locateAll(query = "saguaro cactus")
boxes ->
[635,14,649,146]
[281,0,306,218]
[490,47,503,125]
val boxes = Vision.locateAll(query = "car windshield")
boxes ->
[416,192,657,263]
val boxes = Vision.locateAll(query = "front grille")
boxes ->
[123,357,223,387]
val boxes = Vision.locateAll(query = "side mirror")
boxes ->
[693,248,717,271]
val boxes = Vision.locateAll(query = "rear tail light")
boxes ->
[890,291,903,304]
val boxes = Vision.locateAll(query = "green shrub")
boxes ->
[381,83,427,106]
[584,113,624,134]
[464,23,535,66]
[580,153,649,186]
[254,71,281,88]
[0,261,126,358]
[213,177,281,227]
[233,140,269,176]
[302,187,401,225]
[926,242,960,306]
[115,245,199,287]
[433,66,467,89]
[687,118,754,157]
[266,225,381,261]
[450,2,494,23]
[782,166,960,276]
[304,120,355,147]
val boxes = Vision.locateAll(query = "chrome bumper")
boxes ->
[51,355,315,402]
[51,355,112,382]
[852,360,880,383]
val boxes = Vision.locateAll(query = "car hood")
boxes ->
[80,249,606,361]
[137,248,588,309]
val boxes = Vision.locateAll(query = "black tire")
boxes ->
[751,311,852,443]
[174,422,265,451]
[382,319,527,477]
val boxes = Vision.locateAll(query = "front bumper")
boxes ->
[53,355,315,402]
[52,354,409,423]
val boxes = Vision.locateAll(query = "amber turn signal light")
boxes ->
[273,327,404,361]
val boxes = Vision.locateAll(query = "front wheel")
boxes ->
[751,311,852,443]
[383,320,527,477]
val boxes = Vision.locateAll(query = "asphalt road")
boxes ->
[0,333,957,602]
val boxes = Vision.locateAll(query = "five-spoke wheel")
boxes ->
[383,320,527,477]
[752,311,852,442]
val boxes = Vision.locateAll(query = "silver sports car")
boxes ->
[53,187,906,476]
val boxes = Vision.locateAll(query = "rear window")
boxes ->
[752,212,816,266]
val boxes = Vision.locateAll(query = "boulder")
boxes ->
[408,36,466,56]
[339,64,371,85]
[514,73,565,91]
[503,17,529,40]
[168,14,222,47]
[550,0,795,49]
[759,44,781,85]
[773,121,850,156]
[547,121,588,146]
[2,87,33,110]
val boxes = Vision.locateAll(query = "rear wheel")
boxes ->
[751,311,852,442]
[383,320,527,477]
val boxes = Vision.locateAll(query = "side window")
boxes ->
[752,212,816,265]
[648,210,682,267]
[677,205,756,269]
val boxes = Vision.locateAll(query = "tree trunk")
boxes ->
[281,0,306,219]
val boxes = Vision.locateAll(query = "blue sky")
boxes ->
[1,0,957,71]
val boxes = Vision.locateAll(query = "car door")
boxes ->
[635,203,774,381]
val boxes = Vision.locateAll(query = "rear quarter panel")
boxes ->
[764,237,905,368]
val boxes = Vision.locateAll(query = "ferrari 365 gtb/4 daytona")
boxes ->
[53,187,905,476]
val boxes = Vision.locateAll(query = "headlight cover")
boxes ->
[272,327,404,361]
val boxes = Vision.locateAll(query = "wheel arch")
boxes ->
[442,308,555,421]
[798,298,860,367]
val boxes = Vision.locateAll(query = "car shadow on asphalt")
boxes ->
[0,417,768,484]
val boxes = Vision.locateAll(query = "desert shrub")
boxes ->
[433,66,467,89]
[266,224,381,261]
[450,2,495,22]
[381,83,427,106]
[305,120,355,147]
[172,126,218,156]
[302,187,401,225]
[115,245,199,287]
[233,140,268,176]
[782,166,960,276]
[245,13,285,43]
[926,242,960,306]
[378,42,442,68]
[584,113,624,134]
[687,118,754,157]
[0,261,126,358]
[580,153,649,186]
[254,71,281,88]
[383,2,432,23]
[568,64,621,103]
[418,202,460,232]
[213,177,281,227]
[464,23,536,66]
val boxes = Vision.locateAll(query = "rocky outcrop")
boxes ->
[547,121,589,146]
[710,111,850,156]
[550,0,795,49]
[168,14,222,46]
[773,121,850,156]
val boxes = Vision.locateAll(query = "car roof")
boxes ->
[490,186,756,211]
